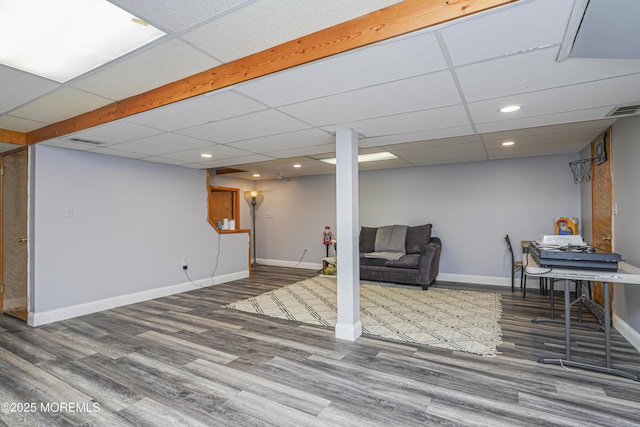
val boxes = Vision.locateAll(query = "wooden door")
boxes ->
[1,149,29,321]
[591,129,613,311]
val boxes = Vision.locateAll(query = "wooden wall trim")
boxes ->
[0,128,27,146]
[25,0,514,144]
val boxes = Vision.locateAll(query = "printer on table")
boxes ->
[530,235,621,271]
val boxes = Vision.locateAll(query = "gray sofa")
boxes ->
[359,224,441,289]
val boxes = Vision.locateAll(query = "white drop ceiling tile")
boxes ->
[358,158,412,171]
[110,0,252,33]
[404,142,488,165]
[487,143,583,160]
[0,115,46,133]
[9,88,111,124]
[199,154,275,168]
[473,104,618,135]
[227,128,333,153]
[40,139,98,151]
[71,39,220,100]
[108,133,213,156]
[177,109,310,143]
[441,0,574,66]
[141,156,191,166]
[183,0,402,63]
[386,135,484,157]
[85,146,150,160]
[323,105,469,137]
[160,144,254,162]
[69,121,164,145]
[280,71,460,126]
[469,73,640,125]
[359,125,475,148]
[482,124,609,150]
[458,47,640,102]
[0,65,59,114]
[266,143,337,159]
[126,91,266,131]
[235,31,447,107]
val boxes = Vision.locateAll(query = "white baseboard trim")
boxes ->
[28,270,249,327]
[256,258,322,271]
[613,313,640,352]
[436,272,512,287]
[257,258,516,287]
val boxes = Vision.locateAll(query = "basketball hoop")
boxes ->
[569,158,593,184]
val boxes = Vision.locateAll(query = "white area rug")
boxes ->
[224,277,503,356]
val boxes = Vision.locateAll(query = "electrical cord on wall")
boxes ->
[183,267,201,288]
[293,249,308,267]
[210,232,222,285]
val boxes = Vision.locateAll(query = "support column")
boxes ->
[334,129,362,341]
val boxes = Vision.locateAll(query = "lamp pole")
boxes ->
[251,195,257,265]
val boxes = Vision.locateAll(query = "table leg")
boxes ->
[605,281,611,368]
[538,279,639,381]
[564,278,571,360]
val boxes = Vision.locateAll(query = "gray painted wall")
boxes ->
[32,146,249,314]
[255,153,581,280]
[610,116,640,333]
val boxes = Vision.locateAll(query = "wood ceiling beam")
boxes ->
[26,0,516,145]
[0,128,27,146]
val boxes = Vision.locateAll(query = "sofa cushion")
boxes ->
[359,227,377,253]
[375,225,408,253]
[360,254,387,267]
[405,224,432,254]
[386,254,420,269]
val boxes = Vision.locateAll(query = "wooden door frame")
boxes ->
[590,127,614,317]
[0,146,29,319]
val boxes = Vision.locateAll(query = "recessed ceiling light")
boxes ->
[200,153,213,158]
[253,173,260,177]
[0,0,165,82]
[502,141,515,146]
[320,151,398,165]
[500,105,521,113]
[293,164,302,168]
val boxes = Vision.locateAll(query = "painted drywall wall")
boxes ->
[31,146,249,320]
[256,153,581,283]
[610,116,640,336]
[256,174,337,268]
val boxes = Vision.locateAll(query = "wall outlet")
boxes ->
[182,260,188,270]
[304,248,308,253]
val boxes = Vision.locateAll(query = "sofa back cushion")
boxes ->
[406,224,432,254]
[359,226,378,253]
[375,225,408,253]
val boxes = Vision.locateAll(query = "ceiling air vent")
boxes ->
[68,137,107,145]
[606,104,640,117]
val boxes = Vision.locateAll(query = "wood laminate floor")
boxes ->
[1,266,640,426]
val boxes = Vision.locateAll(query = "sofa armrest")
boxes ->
[419,237,442,289]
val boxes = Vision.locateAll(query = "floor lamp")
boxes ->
[246,190,261,265]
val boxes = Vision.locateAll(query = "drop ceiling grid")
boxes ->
[0,65,60,114]
[176,109,312,144]
[8,87,112,125]
[124,90,267,132]
[107,132,215,156]
[234,30,448,108]
[69,38,222,101]
[278,71,462,127]
[439,0,575,67]
[180,0,404,63]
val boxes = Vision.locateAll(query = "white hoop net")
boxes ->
[569,159,593,184]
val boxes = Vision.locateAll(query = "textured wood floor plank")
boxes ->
[1,265,640,426]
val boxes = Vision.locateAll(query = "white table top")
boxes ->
[524,253,640,285]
